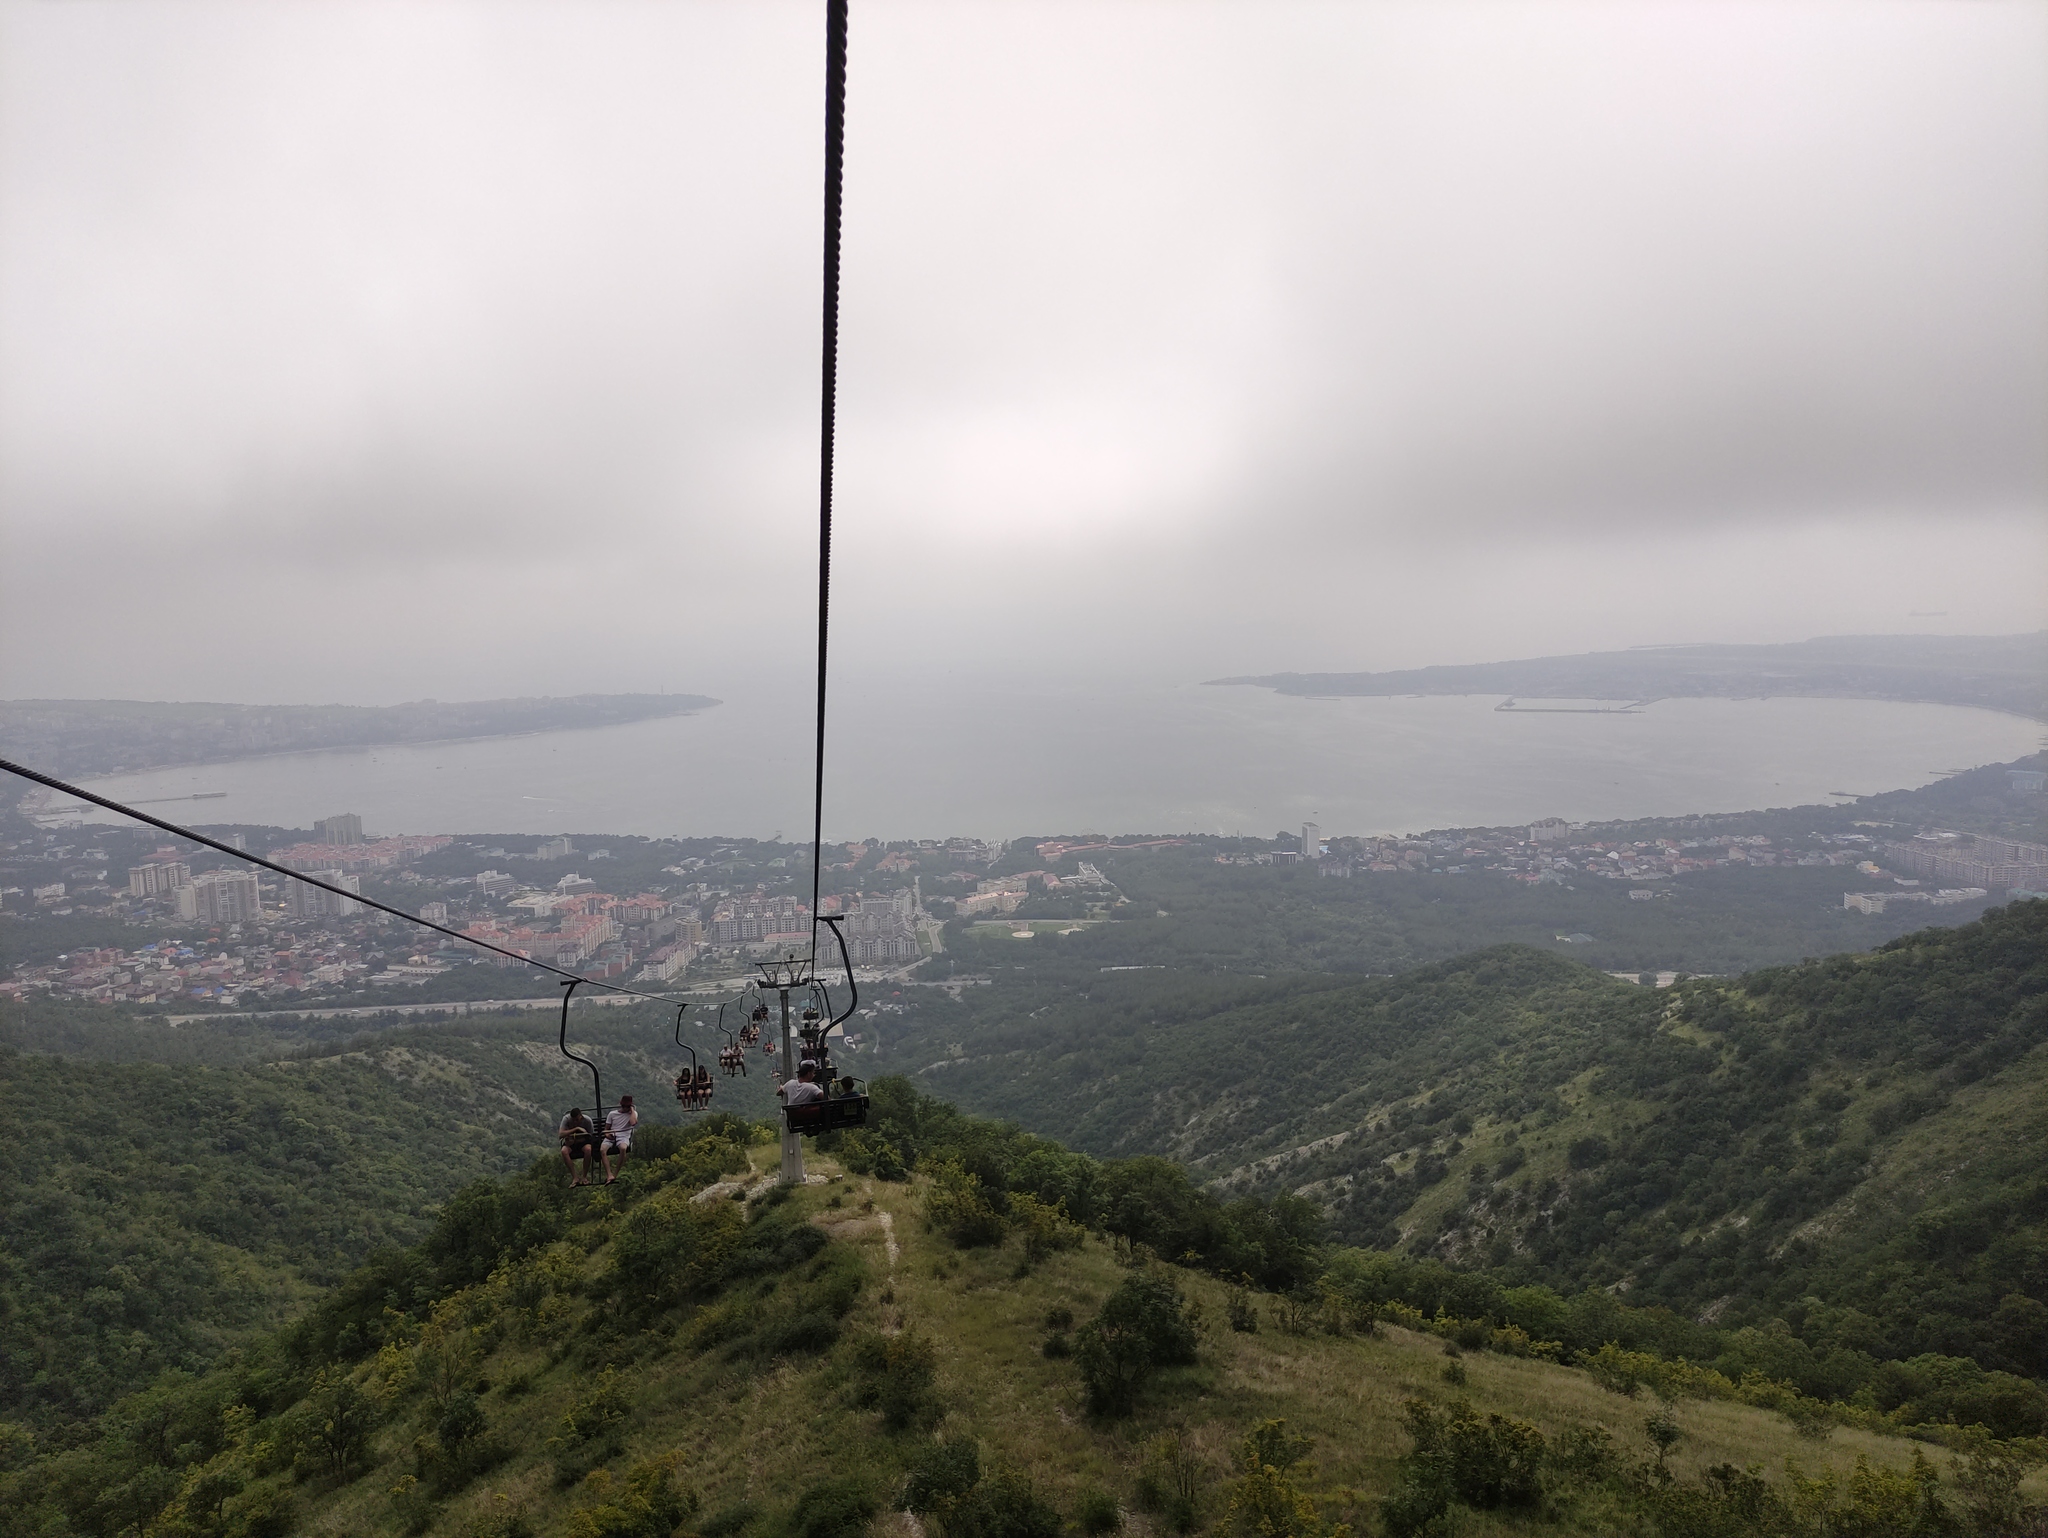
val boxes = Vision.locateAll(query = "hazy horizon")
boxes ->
[4,0,2044,713]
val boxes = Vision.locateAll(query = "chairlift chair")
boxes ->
[714,1001,746,1077]
[672,1008,712,1112]
[556,980,610,1183]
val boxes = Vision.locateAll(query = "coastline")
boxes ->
[36,701,724,792]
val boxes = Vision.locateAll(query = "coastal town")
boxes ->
[4,789,2044,1011]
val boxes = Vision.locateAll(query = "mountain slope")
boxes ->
[0,1006,781,1430]
[7,1126,2036,1538]
[896,902,2048,1384]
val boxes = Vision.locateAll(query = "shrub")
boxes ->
[1075,1487,1123,1534]
[605,1187,748,1311]
[784,1476,878,1538]
[848,1331,942,1432]
[550,1368,629,1485]
[949,1466,1063,1538]
[1226,1287,1259,1333]
[922,1153,1007,1247]
[234,1485,299,1538]
[1644,1410,1681,1470]
[1134,1426,1206,1534]
[1382,1398,1545,1533]
[1074,1272,1202,1418]
[697,1500,760,1537]
[565,1455,699,1538]
[902,1436,982,1517]
[287,1368,379,1483]
[389,1473,438,1536]
[1568,1135,1612,1169]
[1009,1192,1085,1262]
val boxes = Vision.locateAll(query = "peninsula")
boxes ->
[0,692,721,779]
[1213,631,2048,721]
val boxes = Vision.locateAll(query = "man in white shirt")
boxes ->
[779,1059,826,1111]
[599,1094,638,1185]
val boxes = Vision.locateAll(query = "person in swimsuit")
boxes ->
[600,1094,638,1184]
[559,1108,596,1186]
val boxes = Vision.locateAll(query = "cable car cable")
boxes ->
[808,0,848,964]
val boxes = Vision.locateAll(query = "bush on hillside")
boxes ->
[1381,1398,1546,1535]
[1133,1425,1207,1534]
[565,1454,699,1538]
[1009,1192,1085,1262]
[549,1368,629,1486]
[945,1465,1064,1538]
[901,1435,981,1518]
[708,1242,865,1364]
[834,1130,907,1181]
[848,1330,942,1432]
[1074,1487,1123,1534]
[922,1153,1006,1248]
[784,1475,879,1538]
[1075,1272,1201,1418]
[1224,1420,1340,1538]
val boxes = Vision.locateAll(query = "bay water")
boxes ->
[42,680,2044,842]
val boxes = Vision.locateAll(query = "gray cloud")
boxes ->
[1,0,2042,706]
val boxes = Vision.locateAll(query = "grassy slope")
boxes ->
[283,1147,2026,1538]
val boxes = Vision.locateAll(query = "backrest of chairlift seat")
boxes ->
[783,1094,870,1134]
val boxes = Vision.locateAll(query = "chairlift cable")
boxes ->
[809,0,849,964]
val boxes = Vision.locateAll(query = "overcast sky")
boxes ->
[2,0,2043,708]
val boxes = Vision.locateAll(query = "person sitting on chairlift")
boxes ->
[559,1107,597,1187]
[693,1064,714,1106]
[833,1074,858,1100]
[779,1059,826,1109]
[598,1094,637,1185]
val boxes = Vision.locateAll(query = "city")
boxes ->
[5,795,2043,1011]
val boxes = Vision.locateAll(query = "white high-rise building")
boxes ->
[128,857,192,897]
[1302,822,1321,861]
[176,869,262,924]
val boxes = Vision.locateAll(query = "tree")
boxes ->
[1074,1272,1201,1418]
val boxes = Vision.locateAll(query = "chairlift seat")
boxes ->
[783,1093,869,1135]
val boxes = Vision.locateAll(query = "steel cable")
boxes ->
[809,0,849,959]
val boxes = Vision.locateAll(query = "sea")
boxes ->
[43,682,2045,842]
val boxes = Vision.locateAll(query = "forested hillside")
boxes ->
[5,1100,2041,1538]
[878,902,2048,1393]
[0,1004,781,1429]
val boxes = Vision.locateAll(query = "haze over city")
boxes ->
[2,0,2043,712]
